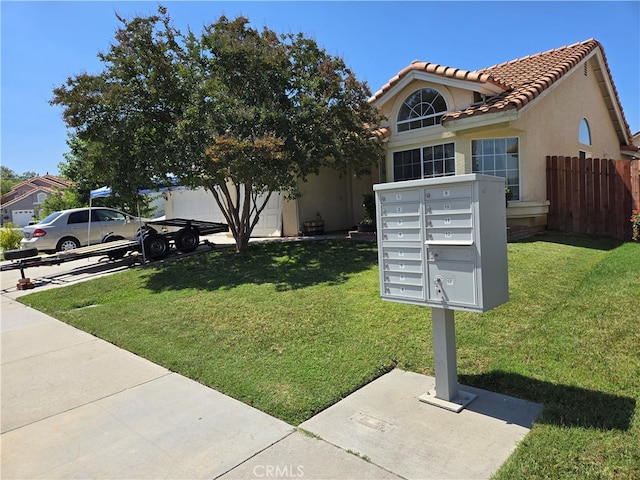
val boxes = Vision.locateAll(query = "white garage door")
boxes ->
[165,187,282,237]
[11,209,35,227]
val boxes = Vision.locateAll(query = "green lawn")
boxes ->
[19,234,640,479]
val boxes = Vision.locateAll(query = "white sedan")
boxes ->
[21,207,145,253]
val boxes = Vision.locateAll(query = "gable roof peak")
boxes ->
[371,38,632,146]
[370,60,509,104]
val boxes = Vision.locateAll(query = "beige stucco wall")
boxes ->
[299,167,350,232]
[375,57,623,228]
[282,165,379,236]
[507,56,622,201]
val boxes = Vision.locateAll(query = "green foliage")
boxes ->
[631,204,640,241]
[51,6,384,252]
[39,187,83,217]
[360,193,375,225]
[505,187,513,207]
[1,167,38,196]
[0,222,23,250]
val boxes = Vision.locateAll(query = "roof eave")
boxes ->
[370,68,507,108]
[589,48,633,146]
[441,108,520,131]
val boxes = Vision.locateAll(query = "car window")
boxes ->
[67,210,100,224]
[96,209,126,222]
[67,211,89,224]
[39,211,63,224]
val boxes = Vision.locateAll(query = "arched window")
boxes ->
[397,88,447,132]
[579,118,591,145]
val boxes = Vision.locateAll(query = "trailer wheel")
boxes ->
[137,226,158,239]
[144,234,170,260]
[175,229,200,253]
[3,248,39,260]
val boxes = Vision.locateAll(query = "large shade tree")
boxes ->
[52,6,384,252]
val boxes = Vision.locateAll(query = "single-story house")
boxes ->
[0,174,72,227]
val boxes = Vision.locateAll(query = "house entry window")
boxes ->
[397,88,447,132]
[393,142,455,181]
[472,137,520,200]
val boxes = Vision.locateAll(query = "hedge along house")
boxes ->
[369,38,637,234]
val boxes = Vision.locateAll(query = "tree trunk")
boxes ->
[205,181,272,253]
[236,230,251,253]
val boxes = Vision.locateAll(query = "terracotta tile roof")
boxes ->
[443,39,601,120]
[371,126,392,141]
[371,39,633,143]
[370,62,509,102]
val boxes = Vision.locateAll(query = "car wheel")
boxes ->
[175,229,200,253]
[56,237,81,252]
[143,234,170,260]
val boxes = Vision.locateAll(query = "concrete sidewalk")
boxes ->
[1,239,542,479]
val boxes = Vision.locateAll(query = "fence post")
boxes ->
[585,157,595,235]
[546,156,558,230]
[593,159,604,236]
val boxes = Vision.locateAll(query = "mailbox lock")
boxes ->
[434,276,444,299]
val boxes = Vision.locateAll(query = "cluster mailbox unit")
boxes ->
[374,174,509,411]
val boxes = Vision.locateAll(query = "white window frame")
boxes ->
[397,88,447,133]
[393,142,456,181]
[579,118,591,149]
[472,137,520,200]
[34,192,47,205]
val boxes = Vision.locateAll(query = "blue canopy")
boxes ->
[90,178,185,198]
[89,186,112,199]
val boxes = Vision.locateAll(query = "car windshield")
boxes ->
[38,211,64,224]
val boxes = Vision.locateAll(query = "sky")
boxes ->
[1,1,639,177]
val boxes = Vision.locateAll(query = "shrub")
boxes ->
[0,222,23,251]
[631,204,640,241]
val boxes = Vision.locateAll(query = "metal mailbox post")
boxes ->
[374,174,509,412]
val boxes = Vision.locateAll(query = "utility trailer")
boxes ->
[141,218,229,256]
[1,218,228,286]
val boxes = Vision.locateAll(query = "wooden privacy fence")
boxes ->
[546,156,640,241]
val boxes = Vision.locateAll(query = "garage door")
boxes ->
[11,209,35,227]
[165,187,282,237]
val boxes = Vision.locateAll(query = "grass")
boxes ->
[19,234,640,479]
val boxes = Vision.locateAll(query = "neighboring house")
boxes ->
[369,38,637,233]
[0,174,72,227]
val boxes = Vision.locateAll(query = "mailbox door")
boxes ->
[426,246,477,306]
